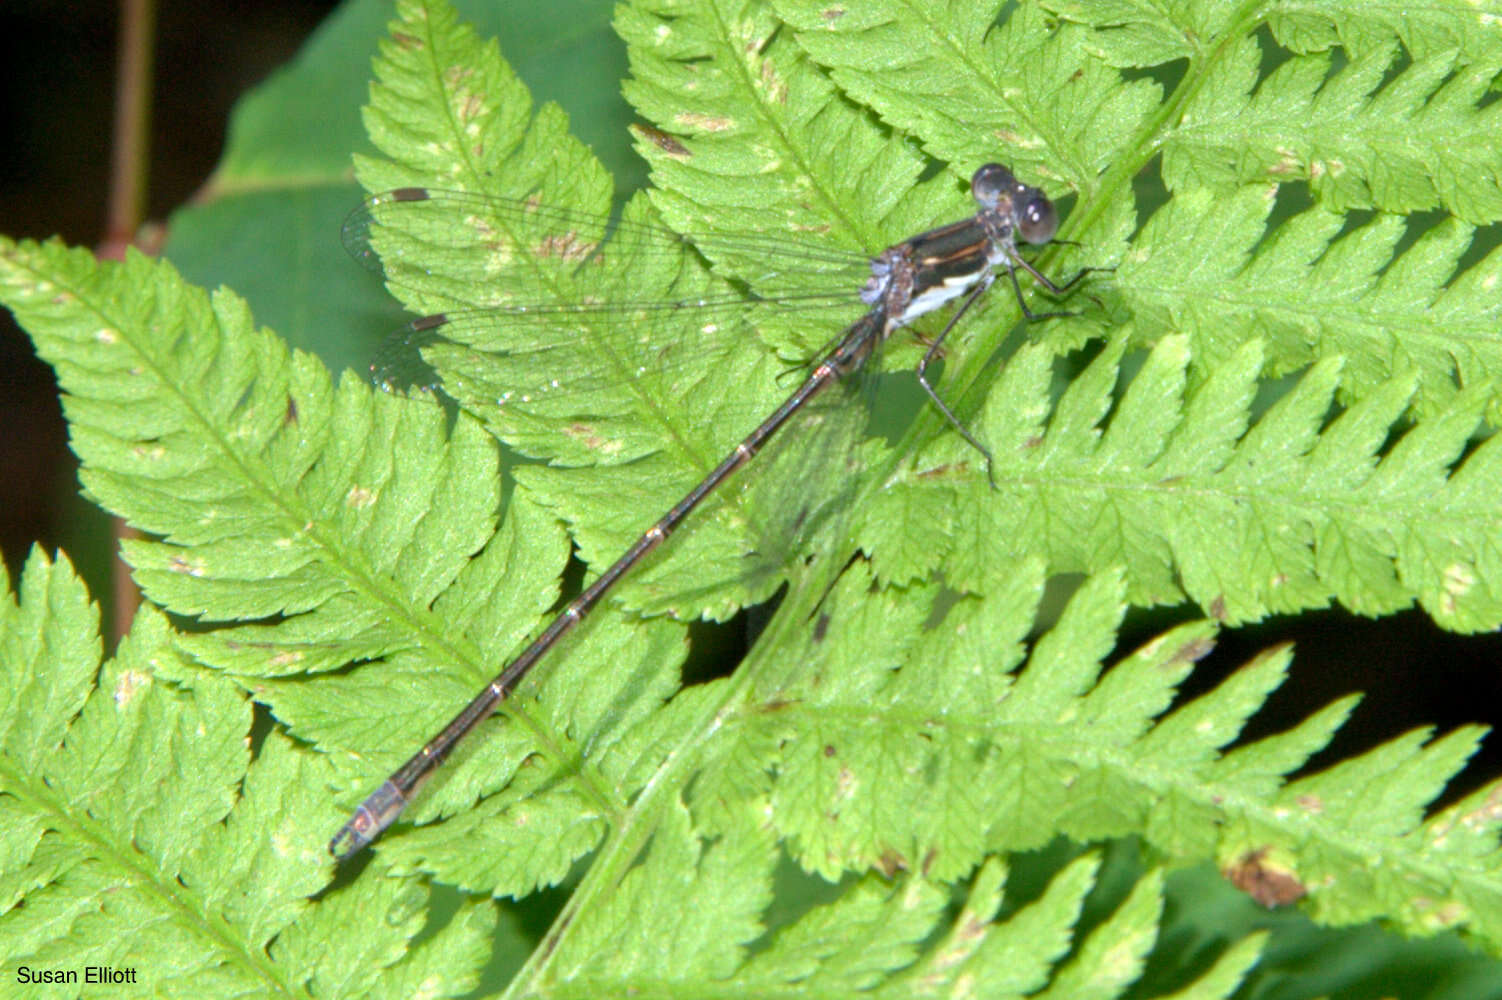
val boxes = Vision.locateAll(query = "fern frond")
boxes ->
[773,0,1502,217]
[1164,39,1502,223]
[0,230,683,896]
[541,820,1266,998]
[768,1,1502,425]
[617,0,944,272]
[4,0,1502,991]
[861,334,1502,630]
[768,0,1158,195]
[1031,2,1501,221]
[684,559,1502,950]
[1119,187,1502,421]
[0,550,494,995]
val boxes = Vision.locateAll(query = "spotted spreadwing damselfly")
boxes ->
[330,163,1094,859]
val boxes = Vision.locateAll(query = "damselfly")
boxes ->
[330,164,1091,859]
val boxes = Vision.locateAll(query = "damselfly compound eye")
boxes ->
[970,163,1016,210]
[1017,194,1058,244]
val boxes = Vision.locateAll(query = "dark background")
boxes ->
[1,0,345,605]
[2,0,1498,803]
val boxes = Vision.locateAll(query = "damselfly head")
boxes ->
[971,163,1058,246]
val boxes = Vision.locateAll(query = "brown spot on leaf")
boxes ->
[1224,849,1307,908]
[534,232,599,262]
[875,848,908,878]
[1167,634,1216,668]
[631,123,690,158]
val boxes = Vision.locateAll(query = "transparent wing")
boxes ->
[372,294,869,469]
[342,187,875,313]
[367,291,860,395]
[344,183,883,613]
[345,187,877,466]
